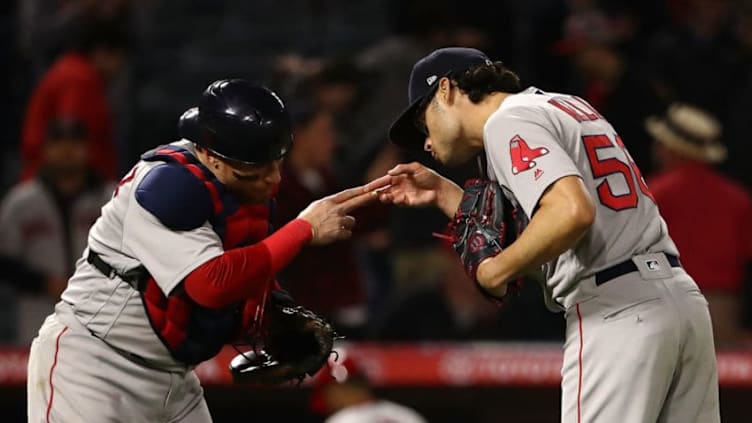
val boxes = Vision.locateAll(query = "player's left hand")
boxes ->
[449,179,522,304]
[230,292,335,385]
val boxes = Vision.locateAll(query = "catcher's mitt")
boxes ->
[448,179,527,303]
[230,291,336,385]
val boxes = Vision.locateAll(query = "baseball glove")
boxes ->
[230,291,336,385]
[448,179,526,303]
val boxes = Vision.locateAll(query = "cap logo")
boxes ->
[426,75,438,86]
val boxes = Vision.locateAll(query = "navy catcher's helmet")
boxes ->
[179,79,293,165]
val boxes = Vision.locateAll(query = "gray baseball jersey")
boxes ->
[484,87,678,312]
[28,140,225,422]
[56,140,224,370]
[483,88,719,422]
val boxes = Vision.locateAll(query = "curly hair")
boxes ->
[452,61,522,103]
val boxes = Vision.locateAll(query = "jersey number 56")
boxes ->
[583,133,655,211]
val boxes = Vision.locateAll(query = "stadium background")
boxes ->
[1,0,751,421]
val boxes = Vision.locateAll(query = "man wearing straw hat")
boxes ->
[647,103,752,348]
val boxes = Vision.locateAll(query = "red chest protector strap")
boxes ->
[137,144,278,364]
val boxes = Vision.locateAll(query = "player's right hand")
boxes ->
[297,185,374,245]
[365,162,463,217]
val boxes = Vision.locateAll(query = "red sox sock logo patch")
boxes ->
[510,135,549,175]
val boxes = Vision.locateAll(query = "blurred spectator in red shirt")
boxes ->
[274,101,368,337]
[647,103,752,347]
[20,17,129,182]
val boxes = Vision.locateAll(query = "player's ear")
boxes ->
[204,152,222,170]
[438,77,455,105]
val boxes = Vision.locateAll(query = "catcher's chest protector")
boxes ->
[137,146,273,365]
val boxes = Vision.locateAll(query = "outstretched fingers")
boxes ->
[387,161,423,176]
[330,186,376,214]
[365,174,392,192]
[329,186,368,203]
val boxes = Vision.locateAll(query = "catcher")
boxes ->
[27,79,372,422]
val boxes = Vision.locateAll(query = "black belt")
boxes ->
[595,253,681,286]
[87,249,147,289]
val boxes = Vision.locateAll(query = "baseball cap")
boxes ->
[388,47,492,150]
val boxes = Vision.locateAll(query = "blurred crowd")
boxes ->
[1,0,750,352]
